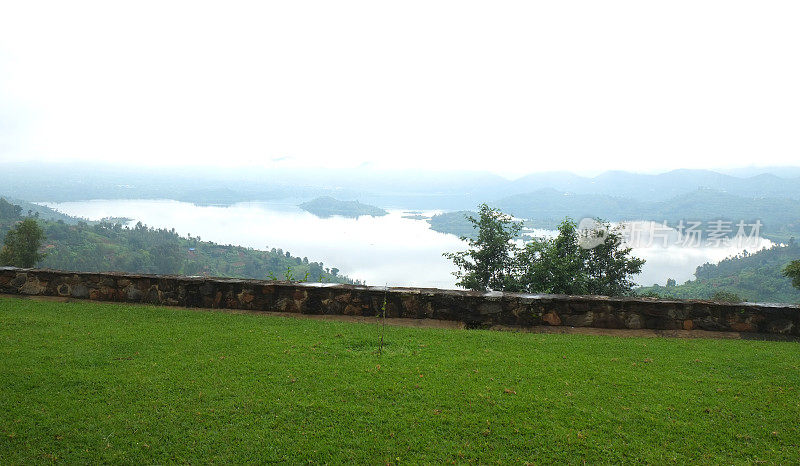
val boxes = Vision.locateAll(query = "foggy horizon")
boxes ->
[2,159,800,182]
[2,1,800,176]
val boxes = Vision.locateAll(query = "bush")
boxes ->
[711,291,742,303]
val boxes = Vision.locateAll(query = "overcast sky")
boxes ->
[0,1,798,176]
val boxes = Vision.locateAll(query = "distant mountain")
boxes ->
[508,171,588,193]
[3,161,800,209]
[510,169,800,202]
[650,189,800,232]
[493,189,647,224]
[718,166,800,178]
[427,188,800,242]
[298,197,387,218]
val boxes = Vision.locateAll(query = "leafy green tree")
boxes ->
[516,218,644,296]
[0,218,46,268]
[516,219,586,294]
[151,240,183,275]
[446,210,645,296]
[443,204,522,291]
[581,221,645,296]
[783,260,800,289]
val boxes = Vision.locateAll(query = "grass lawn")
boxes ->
[1,296,799,463]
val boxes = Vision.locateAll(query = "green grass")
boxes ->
[1,297,799,464]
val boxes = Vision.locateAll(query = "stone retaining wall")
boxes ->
[1,267,798,336]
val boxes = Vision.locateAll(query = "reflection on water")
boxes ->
[43,200,772,289]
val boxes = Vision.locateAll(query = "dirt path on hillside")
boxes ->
[2,294,796,341]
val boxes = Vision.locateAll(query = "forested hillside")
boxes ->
[638,242,800,303]
[0,198,356,284]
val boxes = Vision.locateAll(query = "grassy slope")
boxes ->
[1,297,798,463]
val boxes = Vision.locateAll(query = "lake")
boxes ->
[43,199,773,289]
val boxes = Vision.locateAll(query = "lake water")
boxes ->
[42,199,773,289]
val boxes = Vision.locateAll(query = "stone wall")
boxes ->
[1,267,798,336]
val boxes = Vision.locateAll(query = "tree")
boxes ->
[443,204,522,291]
[150,240,183,274]
[580,220,645,296]
[515,219,586,294]
[514,218,644,296]
[446,210,645,296]
[0,218,46,268]
[783,260,800,289]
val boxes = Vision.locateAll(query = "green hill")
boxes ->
[492,189,646,227]
[0,198,355,284]
[428,211,479,238]
[638,242,800,304]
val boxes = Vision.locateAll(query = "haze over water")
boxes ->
[44,199,772,289]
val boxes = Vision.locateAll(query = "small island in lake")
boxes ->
[298,196,388,219]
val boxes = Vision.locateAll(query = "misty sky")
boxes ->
[1,1,798,176]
